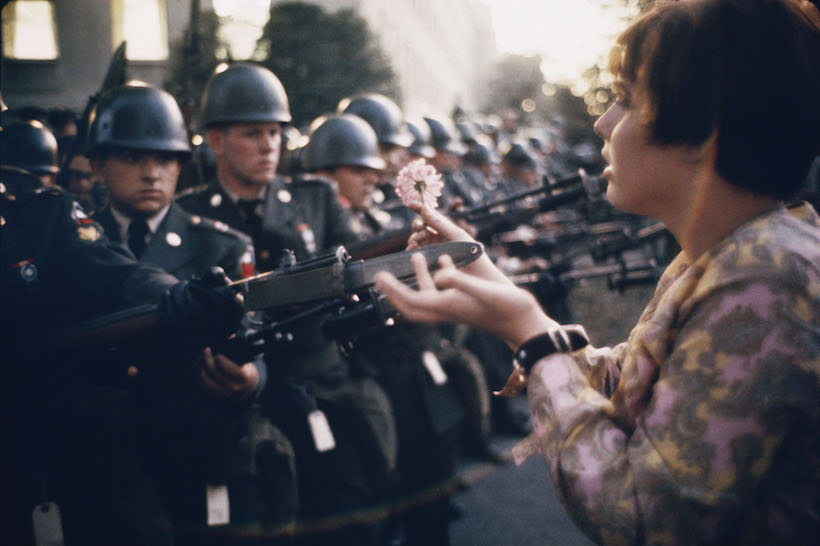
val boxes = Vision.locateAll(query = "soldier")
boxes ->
[64,153,108,215]
[85,82,297,543]
[328,100,490,545]
[88,83,253,281]
[177,62,391,545]
[424,115,486,208]
[462,134,503,201]
[0,179,244,545]
[499,140,540,191]
[405,117,437,162]
[0,119,60,191]
[302,114,400,237]
[337,94,413,175]
[177,62,356,272]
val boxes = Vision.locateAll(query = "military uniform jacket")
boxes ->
[1,186,177,349]
[1,187,179,544]
[93,202,253,282]
[176,175,358,272]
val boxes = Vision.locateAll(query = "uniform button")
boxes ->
[166,232,182,247]
[127,365,139,378]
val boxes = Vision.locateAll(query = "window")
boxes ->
[111,0,169,61]
[1,0,59,60]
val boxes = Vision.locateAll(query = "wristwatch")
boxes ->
[514,324,590,375]
[494,324,590,398]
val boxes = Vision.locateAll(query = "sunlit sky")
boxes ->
[483,0,637,83]
[212,0,637,84]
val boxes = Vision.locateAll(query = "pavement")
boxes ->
[449,427,595,545]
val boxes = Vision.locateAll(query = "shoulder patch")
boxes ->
[76,223,103,243]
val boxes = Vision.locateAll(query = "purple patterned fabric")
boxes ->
[517,203,820,544]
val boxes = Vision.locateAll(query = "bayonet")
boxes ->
[56,42,127,187]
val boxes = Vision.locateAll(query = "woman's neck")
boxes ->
[666,175,780,262]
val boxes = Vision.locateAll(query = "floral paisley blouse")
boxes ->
[516,203,820,544]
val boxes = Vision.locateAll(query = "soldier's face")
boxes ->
[209,122,281,188]
[91,150,180,218]
[67,155,95,195]
[379,143,410,180]
[330,165,380,210]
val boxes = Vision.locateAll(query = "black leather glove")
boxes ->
[159,267,244,348]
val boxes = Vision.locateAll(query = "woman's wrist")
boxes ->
[506,296,560,350]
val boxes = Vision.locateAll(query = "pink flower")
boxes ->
[395,158,444,208]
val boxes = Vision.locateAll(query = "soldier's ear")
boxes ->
[207,128,224,156]
[89,156,107,178]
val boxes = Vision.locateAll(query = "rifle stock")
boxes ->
[42,303,162,354]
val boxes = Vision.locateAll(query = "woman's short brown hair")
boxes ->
[610,0,820,199]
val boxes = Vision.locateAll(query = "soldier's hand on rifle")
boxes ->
[159,266,244,347]
[375,252,558,350]
[406,202,511,285]
[197,347,260,400]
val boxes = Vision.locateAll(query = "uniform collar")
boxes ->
[109,203,171,242]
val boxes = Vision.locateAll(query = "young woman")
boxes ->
[375,0,820,543]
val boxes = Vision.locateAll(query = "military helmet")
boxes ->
[423,115,467,156]
[86,83,191,158]
[464,134,499,167]
[200,63,291,128]
[0,120,59,174]
[338,93,413,148]
[404,117,435,159]
[501,141,538,171]
[455,120,479,144]
[302,114,386,172]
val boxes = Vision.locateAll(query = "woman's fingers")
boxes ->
[373,271,443,323]
[412,252,436,291]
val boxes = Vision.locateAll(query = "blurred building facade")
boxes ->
[1,0,496,117]
[301,0,497,116]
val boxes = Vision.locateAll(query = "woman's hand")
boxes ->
[375,252,559,349]
[407,202,512,285]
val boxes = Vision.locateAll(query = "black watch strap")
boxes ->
[514,324,589,374]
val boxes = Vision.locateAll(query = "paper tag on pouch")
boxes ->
[422,350,448,386]
[206,483,230,526]
[308,409,336,452]
[32,502,64,546]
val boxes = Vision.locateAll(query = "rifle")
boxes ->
[43,242,484,359]
[452,169,605,223]
[56,41,127,188]
[511,259,664,302]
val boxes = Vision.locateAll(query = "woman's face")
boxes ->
[594,81,691,220]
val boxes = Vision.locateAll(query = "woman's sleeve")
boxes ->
[523,275,818,544]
